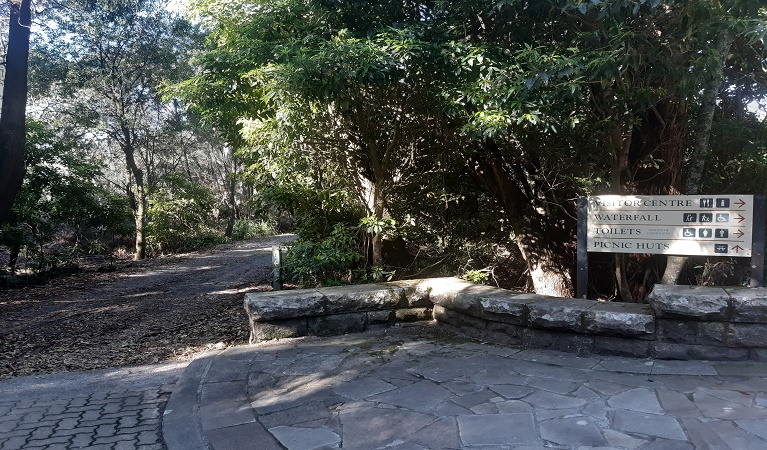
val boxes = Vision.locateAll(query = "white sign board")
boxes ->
[587,195,754,256]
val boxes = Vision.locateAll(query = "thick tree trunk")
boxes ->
[471,140,575,297]
[516,233,573,297]
[661,257,685,284]
[123,136,146,260]
[0,0,31,225]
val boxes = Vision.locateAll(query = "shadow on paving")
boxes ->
[166,323,767,450]
[0,362,189,449]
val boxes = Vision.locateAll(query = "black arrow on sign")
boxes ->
[734,229,745,238]
[735,214,746,223]
[735,198,747,208]
[733,245,744,253]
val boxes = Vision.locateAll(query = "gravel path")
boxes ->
[0,234,295,380]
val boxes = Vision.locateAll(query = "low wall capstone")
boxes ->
[244,277,767,360]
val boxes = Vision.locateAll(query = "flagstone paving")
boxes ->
[163,323,767,449]
[3,322,767,449]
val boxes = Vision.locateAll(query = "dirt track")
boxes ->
[0,235,295,380]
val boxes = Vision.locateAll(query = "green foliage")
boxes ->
[361,216,397,237]
[179,0,767,294]
[463,269,489,285]
[32,0,208,260]
[282,224,364,287]
[366,266,396,283]
[146,176,224,254]
[252,174,364,241]
[230,219,278,240]
[0,121,133,273]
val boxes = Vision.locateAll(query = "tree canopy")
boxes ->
[178,0,767,297]
[2,0,765,296]
[2,0,265,276]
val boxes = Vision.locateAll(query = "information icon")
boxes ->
[716,198,730,208]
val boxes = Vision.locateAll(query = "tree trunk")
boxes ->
[134,184,146,260]
[615,254,635,302]
[0,0,31,225]
[663,30,733,285]
[122,136,146,260]
[224,174,236,238]
[470,141,575,297]
[516,232,574,297]
[684,30,733,195]
[371,182,385,268]
[609,115,632,194]
[9,244,20,273]
[607,105,635,301]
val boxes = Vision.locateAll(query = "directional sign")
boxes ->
[586,195,754,256]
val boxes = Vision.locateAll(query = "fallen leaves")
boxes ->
[0,237,285,380]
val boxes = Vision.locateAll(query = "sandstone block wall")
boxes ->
[244,278,767,360]
[648,284,767,360]
[244,281,432,342]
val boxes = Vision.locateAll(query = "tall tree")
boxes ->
[38,0,198,259]
[0,0,31,225]
[181,0,449,266]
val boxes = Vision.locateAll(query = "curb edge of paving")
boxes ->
[162,350,221,450]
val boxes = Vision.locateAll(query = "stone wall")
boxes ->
[244,277,767,360]
[244,281,432,342]
[649,285,767,360]
[424,278,655,358]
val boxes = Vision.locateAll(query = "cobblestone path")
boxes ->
[0,363,185,449]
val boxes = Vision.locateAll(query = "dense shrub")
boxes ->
[282,224,364,287]
[146,176,225,254]
[230,219,278,240]
[0,122,134,274]
[253,180,364,241]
